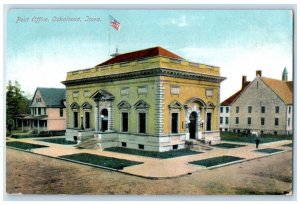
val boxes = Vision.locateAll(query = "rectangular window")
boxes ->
[85,112,90,129]
[247,117,252,125]
[261,118,265,126]
[60,108,64,117]
[171,113,179,133]
[275,118,279,126]
[137,86,148,95]
[121,112,129,132]
[288,106,292,114]
[275,106,280,114]
[248,106,252,114]
[138,113,146,133]
[261,106,265,113]
[235,117,239,125]
[220,107,223,113]
[73,112,78,128]
[225,117,229,125]
[171,85,180,95]
[220,117,223,124]
[226,107,229,113]
[84,90,90,97]
[206,113,212,131]
[205,89,213,97]
[236,106,239,113]
[73,91,79,98]
[38,108,41,115]
[120,87,129,95]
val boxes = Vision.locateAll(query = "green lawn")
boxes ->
[11,134,52,139]
[220,132,292,144]
[255,148,283,154]
[6,141,49,150]
[212,143,246,149]
[189,155,245,168]
[105,147,201,159]
[282,143,293,147]
[37,138,77,145]
[59,153,143,170]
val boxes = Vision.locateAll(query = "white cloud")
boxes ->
[163,15,188,27]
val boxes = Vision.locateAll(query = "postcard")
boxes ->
[5,6,294,198]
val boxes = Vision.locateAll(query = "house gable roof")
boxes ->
[31,87,66,108]
[97,46,183,66]
[260,77,293,104]
[221,76,293,106]
[220,81,250,106]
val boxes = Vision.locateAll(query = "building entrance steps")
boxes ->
[186,139,213,151]
[75,137,100,150]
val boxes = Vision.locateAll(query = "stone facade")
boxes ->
[63,47,226,151]
[219,106,230,131]
[220,70,293,135]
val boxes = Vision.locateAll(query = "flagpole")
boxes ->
[108,16,111,56]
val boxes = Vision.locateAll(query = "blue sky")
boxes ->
[6,9,293,101]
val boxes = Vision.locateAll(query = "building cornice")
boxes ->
[62,67,226,86]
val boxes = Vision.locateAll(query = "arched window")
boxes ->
[100,109,108,132]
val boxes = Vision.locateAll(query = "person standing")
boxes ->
[255,131,261,149]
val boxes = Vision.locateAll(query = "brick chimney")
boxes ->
[242,76,247,88]
[256,70,262,77]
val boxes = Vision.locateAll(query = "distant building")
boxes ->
[17,88,66,134]
[220,69,293,135]
[62,47,226,151]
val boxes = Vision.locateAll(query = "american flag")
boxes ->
[109,15,120,30]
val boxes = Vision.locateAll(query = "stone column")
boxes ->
[65,92,69,129]
[107,102,114,131]
[155,81,164,136]
[94,101,99,131]
[197,110,202,140]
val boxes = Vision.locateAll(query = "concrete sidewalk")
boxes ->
[7,137,292,179]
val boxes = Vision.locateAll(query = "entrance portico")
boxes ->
[185,98,206,141]
[91,90,115,132]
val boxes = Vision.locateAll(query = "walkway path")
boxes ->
[7,137,292,178]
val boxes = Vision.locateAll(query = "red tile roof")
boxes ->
[97,46,183,66]
[221,77,293,106]
[221,82,250,106]
[286,81,293,92]
[260,77,293,104]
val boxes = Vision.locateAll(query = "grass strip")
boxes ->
[189,155,245,168]
[105,147,201,159]
[59,153,143,170]
[6,141,48,150]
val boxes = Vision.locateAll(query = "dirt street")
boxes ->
[6,148,292,195]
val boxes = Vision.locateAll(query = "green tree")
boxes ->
[6,80,30,132]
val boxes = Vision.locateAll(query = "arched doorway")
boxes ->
[189,111,197,139]
[100,109,108,132]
